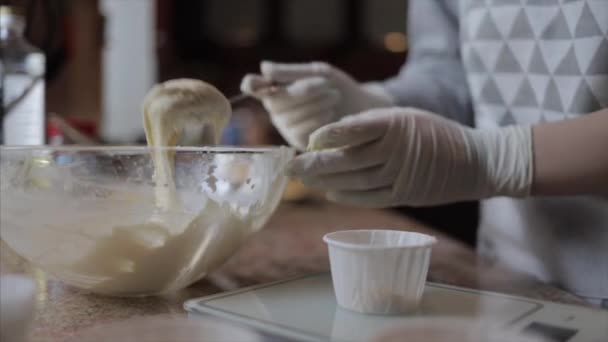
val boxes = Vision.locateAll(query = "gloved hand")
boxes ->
[240,62,393,150]
[289,107,533,207]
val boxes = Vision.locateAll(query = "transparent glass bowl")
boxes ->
[0,146,294,296]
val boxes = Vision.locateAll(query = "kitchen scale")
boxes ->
[185,273,608,342]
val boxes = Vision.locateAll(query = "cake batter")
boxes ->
[69,79,254,295]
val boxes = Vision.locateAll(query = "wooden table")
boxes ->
[0,201,589,341]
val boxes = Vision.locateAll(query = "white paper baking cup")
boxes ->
[323,230,436,315]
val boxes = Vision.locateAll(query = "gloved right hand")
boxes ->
[240,62,394,150]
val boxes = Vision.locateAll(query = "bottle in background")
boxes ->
[0,5,45,145]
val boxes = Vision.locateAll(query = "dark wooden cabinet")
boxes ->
[157,0,408,93]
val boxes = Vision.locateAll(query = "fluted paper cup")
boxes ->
[323,230,436,315]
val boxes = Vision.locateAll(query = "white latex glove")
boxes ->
[241,61,393,150]
[289,107,533,207]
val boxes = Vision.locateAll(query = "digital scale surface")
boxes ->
[185,274,608,342]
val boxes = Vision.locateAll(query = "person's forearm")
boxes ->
[532,109,608,196]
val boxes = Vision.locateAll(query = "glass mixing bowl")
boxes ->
[0,146,294,296]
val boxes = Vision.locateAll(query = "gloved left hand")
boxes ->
[240,62,393,151]
[288,107,533,207]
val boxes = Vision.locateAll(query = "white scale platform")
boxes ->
[185,274,608,342]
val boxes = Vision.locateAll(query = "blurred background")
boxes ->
[2,0,478,247]
[4,0,409,145]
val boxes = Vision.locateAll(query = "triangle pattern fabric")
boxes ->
[476,11,502,40]
[525,6,560,38]
[481,77,505,105]
[543,109,567,122]
[511,107,543,125]
[528,44,549,74]
[476,104,505,128]
[539,40,572,73]
[574,37,604,73]
[466,0,486,11]
[497,0,521,4]
[509,8,535,39]
[569,80,601,114]
[490,6,520,38]
[467,46,487,73]
[461,1,606,128]
[508,41,536,71]
[468,74,489,99]
[499,111,517,126]
[542,10,573,39]
[585,38,608,75]
[473,41,504,71]
[585,75,608,107]
[588,0,608,34]
[526,0,559,5]
[554,47,582,75]
[512,78,538,107]
[575,2,603,38]
[562,1,585,35]
[494,74,525,105]
[543,78,564,112]
[495,44,522,72]
[462,24,471,42]
[528,75,550,105]
[554,75,583,112]
[466,7,487,42]
[461,43,472,60]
